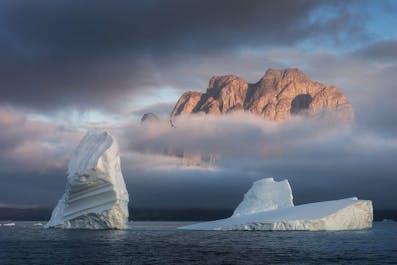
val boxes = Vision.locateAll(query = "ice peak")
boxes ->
[254,177,275,183]
[67,131,115,179]
[232,177,294,217]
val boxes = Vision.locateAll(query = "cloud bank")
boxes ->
[116,112,397,209]
[0,106,396,209]
[0,107,81,173]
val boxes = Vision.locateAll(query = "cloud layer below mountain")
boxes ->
[2,107,394,209]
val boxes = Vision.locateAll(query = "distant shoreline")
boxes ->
[1,207,396,222]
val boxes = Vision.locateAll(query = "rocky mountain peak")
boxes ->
[140,112,160,123]
[208,75,246,93]
[263,68,308,79]
[171,68,353,122]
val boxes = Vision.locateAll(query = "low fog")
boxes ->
[115,112,397,209]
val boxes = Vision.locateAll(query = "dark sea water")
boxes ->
[1,221,397,265]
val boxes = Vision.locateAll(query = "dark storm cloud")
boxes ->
[0,0,365,111]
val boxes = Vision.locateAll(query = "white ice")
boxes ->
[180,177,372,231]
[45,131,129,229]
[232,178,293,217]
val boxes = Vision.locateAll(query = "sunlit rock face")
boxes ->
[180,178,372,231]
[45,131,129,229]
[171,68,353,122]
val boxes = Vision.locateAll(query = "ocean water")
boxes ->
[1,221,396,265]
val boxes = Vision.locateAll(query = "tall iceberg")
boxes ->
[180,177,372,231]
[45,131,129,229]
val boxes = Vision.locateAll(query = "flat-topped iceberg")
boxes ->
[45,131,129,229]
[180,178,372,231]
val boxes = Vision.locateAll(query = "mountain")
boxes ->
[140,113,160,123]
[171,68,353,122]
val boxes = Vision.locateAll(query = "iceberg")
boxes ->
[45,131,129,229]
[180,178,372,231]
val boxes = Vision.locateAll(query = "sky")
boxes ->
[1,0,397,210]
